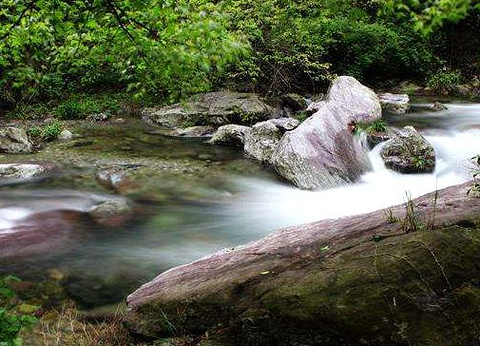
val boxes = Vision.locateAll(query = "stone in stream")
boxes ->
[210,124,251,147]
[88,198,133,227]
[58,129,73,141]
[271,76,382,190]
[0,127,33,153]
[380,126,435,174]
[125,182,480,345]
[430,101,448,112]
[378,92,410,114]
[0,163,54,184]
[142,91,284,128]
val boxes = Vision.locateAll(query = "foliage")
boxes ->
[427,69,462,95]
[41,122,63,141]
[220,0,435,94]
[0,276,37,346]
[0,0,247,104]
[28,122,63,141]
[356,119,387,134]
[380,0,479,36]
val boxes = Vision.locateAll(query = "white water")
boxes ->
[225,104,480,231]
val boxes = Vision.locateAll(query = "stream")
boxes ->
[0,100,479,308]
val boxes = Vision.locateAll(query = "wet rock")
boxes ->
[430,101,448,111]
[244,121,283,163]
[0,163,53,184]
[378,93,410,114]
[380,126,435,173]
[281,93,307,112]
[96,164,143,194]
[142,92,283,128]
[0,127,33,153]
[88,198,132,227]
[210,124,251,147]
[267,117,300,132]
[125,183,480,345]
[0,210,85,260]
[271,76,381,190]
[366,131,392,149]
[167,126,215,138]
[58,129,73,141]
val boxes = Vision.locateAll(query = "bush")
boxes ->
[0,276,37,346]
[427,69,463,95]
[41,122,63,141]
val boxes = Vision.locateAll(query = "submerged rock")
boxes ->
[210,124,251,147]
[378,92,410,114]
[271,76,381,190]
[0,127,33,153]
[125,182,480,345]
[244,121,283,163]
[142,92,283,128]
[380,126,435,173]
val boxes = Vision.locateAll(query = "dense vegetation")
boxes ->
[0,0,479,117]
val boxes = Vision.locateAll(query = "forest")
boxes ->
[1,1,480,346]
[0,0,479,117]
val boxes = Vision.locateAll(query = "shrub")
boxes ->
[427,69,463,95]
[0,276,37,346]
[41,122,63,141]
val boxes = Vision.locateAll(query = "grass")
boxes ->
[36,303,131,346]
[27,122,64,142]
[385,189,440,233]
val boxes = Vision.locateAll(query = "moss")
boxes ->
[227,227,480,345]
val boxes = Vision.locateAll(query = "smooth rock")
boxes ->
[142,92,283,128]
[271,76,382,190]
[125,182,480,345]
[0,127,33,153]
[58,129,73,141]
[380,126,435,173]
[210,125,251,147]
[378,93,410,114]
[244,121,283,163]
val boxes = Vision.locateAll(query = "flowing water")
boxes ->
[0,100,479,308]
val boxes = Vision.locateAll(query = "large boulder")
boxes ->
[210,125,251,147]
[271,76,382,190]
[380,126,435,173]
[142,92,283,128]
[125,182,480,345]
[244,121,283,163]
[0,127,33,153]
[378,93,410,114]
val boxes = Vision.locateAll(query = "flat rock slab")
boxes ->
[142,92,283,128]
[126,182,480,345]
